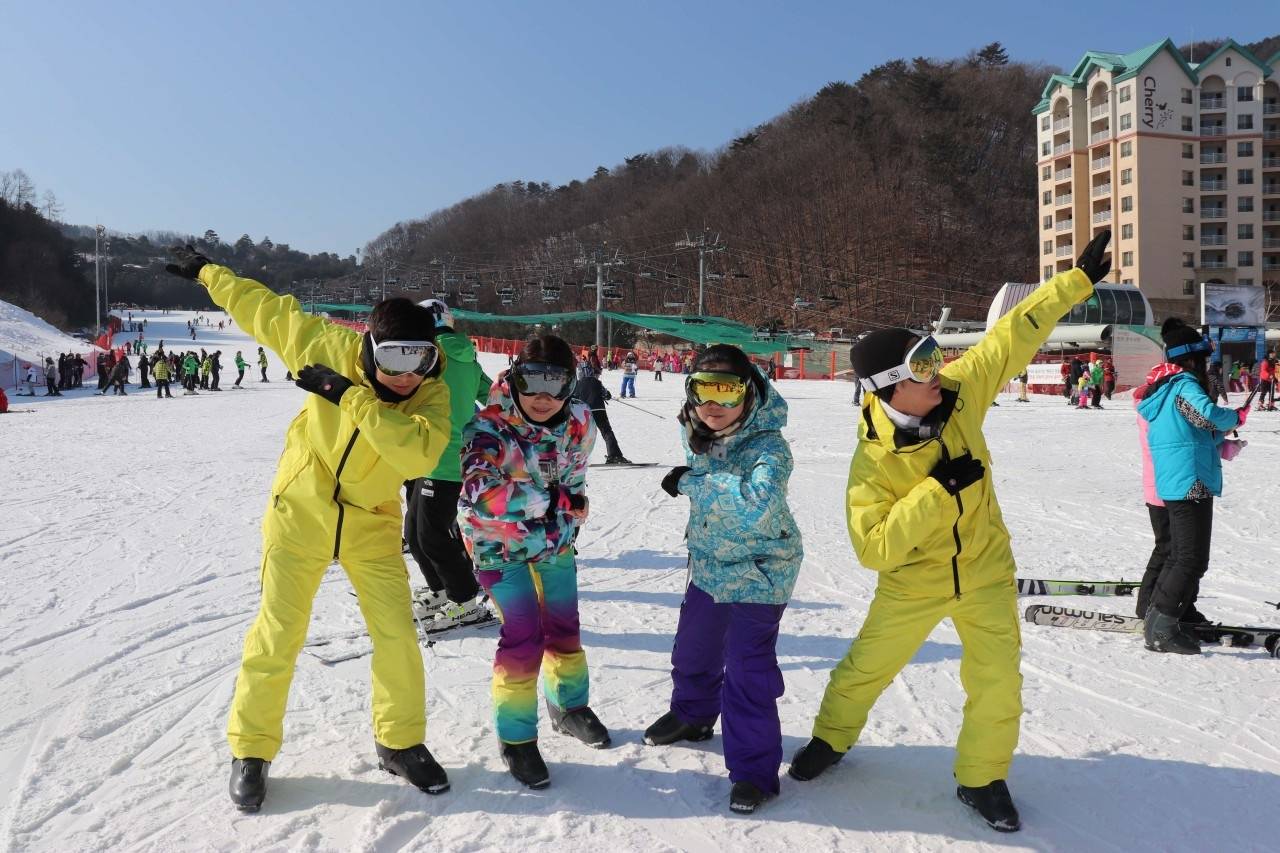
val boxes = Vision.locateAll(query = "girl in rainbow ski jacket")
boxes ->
[458,335,608,789]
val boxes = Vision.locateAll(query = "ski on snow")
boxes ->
[1016,578,1140,597]
[587,462,663,468]
[303,615,500,665]
[1023,604,1280,656]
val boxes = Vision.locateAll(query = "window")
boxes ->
[1238,224,1254,240]
[1238,278,1253,285]
[1239,196,1254,212]
[1042,141,1051,155]
[1238,141,1254,157]
[1119,86,1131,103]
[1181,116,1193,132]
[1121,196,1133,212]
[1183,225,1195,240]
[1225,57,1232,67]
[1183,280,1196,295]
[1122,251,1134,265]
[1183,197,1195,213]
[1181,88,1193,104]
[1122,223,1134,239]
[1182,143,1195,159]
[1239,169,1254,185]
[1122,278,1134,285]
[1043,190,1052,205]
[1121,168,1133,185]
[1044,215,1053,230]
[1238,251,1254,267]
[1042,165,1052,179]
[1044,240,1053,255]
[1238,86,1254,102]
[1041,116,1051,131]
[1183,253,1195,268]
[1238,114,1254,130]
[1044,266,1054,280]
[1182,170,1195,186]
[1121,140,1133,157]
[1119,114,1132,131]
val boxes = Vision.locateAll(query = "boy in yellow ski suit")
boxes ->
[166,245,457,809]
[788,233,1110,833]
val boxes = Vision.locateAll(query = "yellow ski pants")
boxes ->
[227,542,425,760]
[812,579,1022,787]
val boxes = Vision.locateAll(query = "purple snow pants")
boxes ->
[668,581,787,794]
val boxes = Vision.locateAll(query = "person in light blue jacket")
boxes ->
[1135,318,1247,655]
[644,344,802,815]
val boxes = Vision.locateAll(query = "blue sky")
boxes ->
[2,0,1277,254]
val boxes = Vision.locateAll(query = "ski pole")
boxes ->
[611,397,668,419]
[1266,601,1280,611]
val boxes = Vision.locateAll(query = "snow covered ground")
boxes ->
[2,308,1279,852]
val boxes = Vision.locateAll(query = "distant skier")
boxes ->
[166,243,455,811]
[644,345,802,814]
[20,364,36,396]
[234,350,247,387]
[787,231,1114,834]
[573,363,631,464]
[152,354,173,398]
[258,347,269,382]
[620,355,637,398]
[44,358,62,396]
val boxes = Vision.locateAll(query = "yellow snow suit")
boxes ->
[196,264,453,761]
[811,268,1093,787]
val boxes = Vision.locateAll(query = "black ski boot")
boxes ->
[375,742,450,794]
[729,780,770,814]
[957,779,1021,832]
[787,736,845,781]
[1143,605,1201,655]
[643,711,713,746]
[500,740,550,789]
[547,701,612,748]
[229,757,268,812]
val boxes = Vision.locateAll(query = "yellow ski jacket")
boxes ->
[846,268,1093,598]
[198,264,452,561]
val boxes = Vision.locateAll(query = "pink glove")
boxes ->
[1235,406,1250,427]
[1220,439,1247,461]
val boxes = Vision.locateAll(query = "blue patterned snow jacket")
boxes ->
[1136,370,1240,501]
[676,374,802,604]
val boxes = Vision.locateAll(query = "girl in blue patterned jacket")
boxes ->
[644,344,803,814]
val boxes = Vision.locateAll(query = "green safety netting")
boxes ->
[307,304,796,356]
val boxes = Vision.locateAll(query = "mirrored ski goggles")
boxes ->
[370,336,439,377]
[686,371,749,408]
[512,362,576,400]
[859,335,943,392]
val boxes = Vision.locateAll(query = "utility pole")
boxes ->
[94,224,103,332]
[591,244,625,348]
[676,229,724,316]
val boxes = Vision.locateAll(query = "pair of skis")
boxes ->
[1024,605,1280,657]
[303,613,500,665]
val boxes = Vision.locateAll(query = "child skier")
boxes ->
[644,344,802,814]
[458,334,608,789]
[787,232,1112,834]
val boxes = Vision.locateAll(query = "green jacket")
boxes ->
[424,330,492,482]
[235,354,247,370]
[182,355,198,376]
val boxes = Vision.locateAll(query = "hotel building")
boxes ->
[1034,39,1280,320]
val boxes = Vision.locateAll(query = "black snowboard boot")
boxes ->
[957,779,1021,832]
[500,740,550,789]
[375,742,450,794]
[787,736,845,781]
[729,780,770,814]
[547,701,612,748]
[229,757,268,812]
[643,711,713,746]
[1143,605,1201,655]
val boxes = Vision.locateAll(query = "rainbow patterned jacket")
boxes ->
[458,372,595,568]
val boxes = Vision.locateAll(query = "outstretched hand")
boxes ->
[165,244,211,281]
[1076,230,1111,285]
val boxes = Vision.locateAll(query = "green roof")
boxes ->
[1112,38,1197,83]
[1192,39,1273,78]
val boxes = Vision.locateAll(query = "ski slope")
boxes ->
[2,309,1278,853]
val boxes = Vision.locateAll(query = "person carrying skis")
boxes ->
[165,244,455,811]
[457,334,607,789]
[234,350,247,387]
[403,299,494,631]
[1135,318,1248,654]
[787,232,1114,834]
[643,344,802,814]
[572,362,631,464]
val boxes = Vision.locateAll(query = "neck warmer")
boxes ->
[513,390,570,430]
[678,386,755,455]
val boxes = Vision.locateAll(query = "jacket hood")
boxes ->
[437,331,477,364]
[1133,363,1182,404]
[1136,369,1196,419]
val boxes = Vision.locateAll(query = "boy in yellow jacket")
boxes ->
[788,232,1111,833]
[166,245,456,811]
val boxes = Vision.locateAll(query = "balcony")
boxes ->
[1055,194,1073,207]
[1055,219,1074,232]
[1264,260,1280,270]
[1199,95,1226,110]
[1201,208,1227,219]
[1055,245,1075,258]
[1089,103,1109,119]
[1265,129,1280,140]
[1054,168,1073,181]
[1091,156,1111,171]
[1199,259,1229,269]
[1053,117,1071,132]
[1263,238,1280,249]
[1264,158,1280,168]
[1201,152,1227,164]
[1053,142,1072,155]
[1266,211,1280,221]
[1200,179,1227,192]
[1265,104,1280,115]
[1200,125,1227,137]
[1091,183,1112,197]
[1266,184,1280,196]
[1201,235,1227,246]
[1090,130,1111,144]
[1092,210,1113,224]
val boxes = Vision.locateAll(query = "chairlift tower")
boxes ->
[675,229,725,316]
[587,244,625,348]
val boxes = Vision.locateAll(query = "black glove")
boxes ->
[603,389,612,401]
[295,364,353,406]
[661,465,692,497]
[165,244,211,281]
[929,453,984,496]
[1076,230,1111,285]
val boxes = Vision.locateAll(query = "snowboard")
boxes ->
[1023,604,1280,656]
[1015,578,1140,597]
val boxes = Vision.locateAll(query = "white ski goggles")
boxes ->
[859,335,943,392]
[370,335,439,377]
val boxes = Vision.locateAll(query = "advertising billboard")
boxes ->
[1201,283,1267,326]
